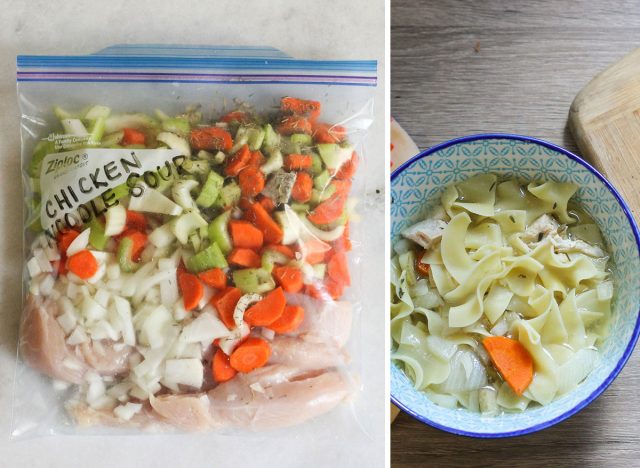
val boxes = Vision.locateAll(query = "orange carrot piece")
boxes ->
[300,239,330,264]
[327,252,351,287]
[221,111,251,124]
[178,272,204,312]
[483,336,534,395]
[126,210,147,231]
[312,122,346,144]
[273,266,304,293]
[211,287,242,329]
[190,127,233,152]
[307,191,347,225]
[324,278,344,300]
[229,337,271,373]
[244,287,286,326]
[120,230,147,261]
[331,223,352,253]
[416,252,431,276]
[67,250,98,279]
[122,128,145,145]
[280,97,321,119]
[57,229,80,255]
[277,115,312,135]
[229,220,264,250]
[257,195,276,212]
[248,150,265,168]
[335,151,358,180]
[225,144,252,176]
[238,166,266,198]
[330,179,352,195]
[291,172,313,203]
[268,305,305,334]
[262,244,295,259]
[198,268,227,290]
[283,154,313,171]
[212,348,237,382]
[245,202,283,244]
[228,248,261,268]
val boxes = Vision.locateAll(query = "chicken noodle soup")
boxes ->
[22,97,358,430]
[391,174,613,414]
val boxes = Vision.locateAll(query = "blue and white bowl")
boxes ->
[390,134,640,437]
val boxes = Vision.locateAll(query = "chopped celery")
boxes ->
[310,184,337,205]
[280,136,299,155]
[182,159,210,176]
[197,150,214,160]
[291,203,310,213]
[28,139,56,177]
[105,113,158,133]
[172,211,208,244]
[87,116,106,145]
[215,182,241,209]
[189,231,202,252]
[261,250,291,273]
[61,119,89,135]
[84,105,111,120]
[314,170,331,190]
[196,171,224,208]
[310,153,323,175]
[101,131,124,147]
[54,106,75,120]
[155,109,170,121]
[118,237,140,273]
[186,242,228,272]
[232,268,276,294]
[317,143,353,172]
[247,127,265,151]
[162,117,191,136]
[88,217,109,250]
[172,179,200,211]
[263,124,280,150]
[156,132,191,157]
[290,133,312,147]
[260,148,284,175]
[208,210,232,255]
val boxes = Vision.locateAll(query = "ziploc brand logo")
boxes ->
[39,148,185,243]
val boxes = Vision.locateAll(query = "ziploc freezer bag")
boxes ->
[14,45,377,437]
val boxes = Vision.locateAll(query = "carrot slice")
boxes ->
[225,144,252,176]
[280,97,321,119]
[122,128,145,145]
[178,272,204,312]
[273,266,304,293]
[257,195,276,212]
[416,252,431,276]
[120,230,147,261]
[483,336,534,395]
[248,150,265,168]
[244,287,286,326]
[229,337,271,373]
[229,220,264,250]
[307,191,347,225]
[245,202,283,244]
[312,122,346,144]
[221,111,251,124]
[324,278,344,300]
[268,305,305,334]
[277,115,312,135]
[335,151,358,180]
[300,239,330,264]
[327,252,350,287]
[198,268,227,290]
[291,172,313,203]
[211,287,242,329]
[57,229,80,255]
[283,154,313,171]
[331,223,352,253]
[238,166,266,198]
[228,248,261,268]
[67,249,98,279]
[190,127,233,152]
[126,211,147,231]
[212,348,237,382]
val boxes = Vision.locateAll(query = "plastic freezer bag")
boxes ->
[14,45,377,437]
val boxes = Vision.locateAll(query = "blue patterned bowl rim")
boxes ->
[390,133,640,438]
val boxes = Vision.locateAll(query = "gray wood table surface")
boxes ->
[391,1,640,466]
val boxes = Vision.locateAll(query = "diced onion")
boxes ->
[163,359,203,389]
[180,308,229,344]
[66,228,91,256]
[114,402,142,421]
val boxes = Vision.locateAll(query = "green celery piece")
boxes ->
[291,203,310,213]
[189,230,202,252]
[162,117,191,136]
[290,133,312,147]
[102,131,124,147]
[118,237,140,273]
[87,116,106,145]
[310,153,323,175]
[314,170,331,190]
[310,184,337,205]
[262,123,280,150]
[280,136,299,155]
[232,268,275,294]
[88,217,109,250]
[28,139,56,177]
[186,242,227,272]
[196,171,224,208]
[261,250,291,273]
[54,106,75,120]
[215,182,241,209]
[182,159,211,176]
[208,210,232,254]
[247,127,265,151]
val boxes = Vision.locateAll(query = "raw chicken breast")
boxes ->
[284,294,352,347]
[269,336,349,370]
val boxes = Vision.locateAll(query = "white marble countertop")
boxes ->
[0,1,385,466]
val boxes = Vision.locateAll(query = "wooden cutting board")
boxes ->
[569,47,640,221]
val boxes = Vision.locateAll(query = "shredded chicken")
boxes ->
[520,214,559,243]
[401,218,448,249]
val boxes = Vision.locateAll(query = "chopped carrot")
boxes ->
[126,210,147,231]
[269,305,305,334]
[178,272,204,312]
[284,154,313,171]
[228,248,261,268]
[212,349,237,382]
[327,252,351,287]
[482,336,534,395]
[305,279,343,301]
[225,144,252,176]
[238,166,266,198]
[416,252,431,276]
[244,287,286,326]
[307,191,347,225]
[277,115,312,135]
[262,244,295,259]
[300,239,330,264]
[273,266,304,293]
[57,229,80,255]
[229,220,264,250]
[257,195,276,212]
[312,122,347,144]
[335,151,358,180]
[248,150,265,168]
[331,223,352,253]
[190,127,233,152]
[221,111,251,124]
[198,268,227,290]
[122,128,145,145]
[120,230,147,261]
[66,249,98,280]
[211,287,242,329]
[324,278,344,300]
[238,197,252,211]
[291,172,313,203]
[280,97,321,120]
[245,202,283,244]
[330,179,352,195]
[229,337,271,373]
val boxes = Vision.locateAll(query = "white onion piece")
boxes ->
[27,257,41,277]
[300,215,345,242]
[219,322,250,356]
[160,277,179,308]
[149,223,176,248]
[94,288,111,308]
[106,263,121,280]
[114,402,142,421]
[140,305,173,349]
[34,249,53,273]
[81,296,107,323]
[490,317,509,336]
[66,228,91,256]
[121,262,155,297]
[44,245,61,261]
[439,349,487,393]
[197,285,215,310]
[163,359,203,389]
[66,326,89,345]
[104,205,127,236]
[113,296,136,346]
[39,274,55,296]
[597,281,613,301]
[479,387,498,416]
[56,310,77,335]
[180,308,229,344]
[133,268,176,304]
